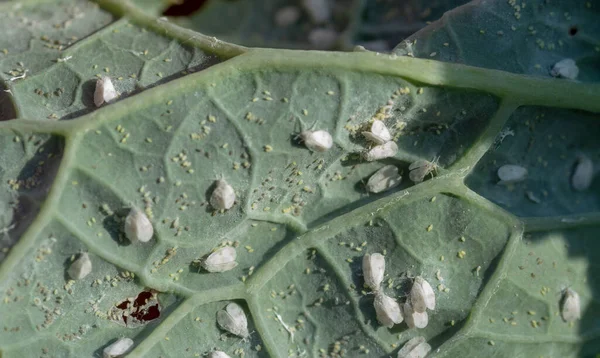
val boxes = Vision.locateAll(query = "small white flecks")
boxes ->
[103,337,134,358]
[208,351,231,358]
[300,129,333,152]
[210,179,236,210]
[571,155,593,191]
[550,58,579,80]
[301,0,330,23]
[308,28,338,50]
[124,208,154,243]
[94,76,118,107]
[410,276,436,313]
[201,246,238,273]
[374,292,403,328]
[275,6,300,27]
[526,191,542,204]
[409,158,439,183]
[366,165,402,194]
[363,141,398,162]
[362,120,392,145]
[217,302,249,338]
[497,164,527,184]
[404,299,428,329]
[561,288,581,322]
[397,336,432,358]
[67,252,92,280]
[362,253,385,291]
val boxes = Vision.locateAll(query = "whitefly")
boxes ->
[410,276,436,313]
[363,141,398,161]
[409,157,439,183]
[374,291,403,328]
[201,246,238,273]
[362,120,392,145]
[210,178,236,210]
[366,165,402,194]
[124,207,154,243]
[103,337,134,358]
[94,76,118,107]
[397,336,431,358]
[362,253,385,291]
[217,302,249,338]
[67,252,92,280]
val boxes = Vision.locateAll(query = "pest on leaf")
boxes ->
[561,288,581,322]
[571,155,593,191]
[67,252,92,280]
[374,291,403,328]
[217,302,249,338]
[497,164,527,184]
[362,120,392,145]
[94,76,118,107]
[210,178,236,210]
[366,165,402,193]
[404,299,428,329]
[124,208,154,243]
[299,129,333,152]
[363,141,398,161]
[208,351,231,358]
[397,336,431,358]
[409,157,439,183]
[410,276,436,312]
[201,246,238,273]
[362,253,385,291]
[103,337,134,358]
[550,58,579,80]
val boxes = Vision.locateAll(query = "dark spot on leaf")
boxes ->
[163,0,209,16]
[569,26,578,36]
[115,290,161,325]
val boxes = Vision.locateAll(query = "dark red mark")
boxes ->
[115,290,160,325]
[163,0,210,17]
[569,26,578,36]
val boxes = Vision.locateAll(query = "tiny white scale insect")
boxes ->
[561,288,581,322]
[497,164,528,184]
[210,178,236,210]
[409,157,439,183]
[362,253,385,291]
[397,336,432,358]
[410,276,436,313]
[362,120,392,145]
[366,165,402,193]
[124,208,154,243]
[550,58,579,80]
[201,246,238,273]
[217,302,249,338]
[94,76,118,107]
[363,141,398,162]
[571,155,593,191]
[67,252,92,280]
[300,129,333,152]
[404,299,429,329]
[103,337,134,358]
[208,351,231,358]
[374,292,403,328]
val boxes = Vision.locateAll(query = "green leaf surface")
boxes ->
[0,0,598,357]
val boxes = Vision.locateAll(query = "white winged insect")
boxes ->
[295,117,334,152]
[497,164,527,184]
[561,288,581,322]
[366,165,402,194]
[201,246,238,273]
[409,157,439,183]
[404,299,428,329]
[103,337,134,358]
[363,141,398,162]
[362,253,385,291]
[217,302,250,338]
[374,292,403,328]
[410,276,436,313]
[571,155,593,191]
[67,252,92,280]
[397,336,431,358]
[362,120,392,145]
[208,351,231,358]
[94,76,118,107]
[124,207,154,243]
[210,178,236,210]
[550,58,579,80]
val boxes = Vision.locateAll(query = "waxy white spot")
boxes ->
[124,208,153,243]
[217,302,249,338]
[67,252,92,280]
[561,288,581,322]
[404,299,428,329]
[397,336,431,358]
[103,337,134,358]
[374,292,403,328]
[362,253,385,291]
[550,58,579,80]
[300,129,333,152]
[497,164,527,184]
[572,155,593,191]
[409,158,438,183]
[202,246,238,273]
[410,276,436,312]
[210,179,236,210]
[366,165,402,193]
[208,351,231,358]
[362,120,392,145]
[363,141,398,161]
[94,76,117,107]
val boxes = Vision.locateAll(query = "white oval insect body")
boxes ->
[397,336,432,358]
[561,288,581,322]
[366,165,402,194]
[363,141,398,162]
[404,300,428,329]
[94,76,118,107]
[124,208,154,243]
[208,351,231,358]
[103,337,134,358]
[497,164,528,184]
[210,179,236,210]
[410,276,436,312]
[362,253,385,291]
[217,302,249,338]
[374,292,403,328]
[202,246,238,273]
[67,252,92,280]
[409,158,438,183]
[550,58,579,80]
[572,155,593,191]
[362,120,392,145]
[300,130,333,152]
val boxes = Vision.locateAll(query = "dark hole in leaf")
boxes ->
[569,26,578,36]
[163,0,209,16]
[115,290,161,325]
